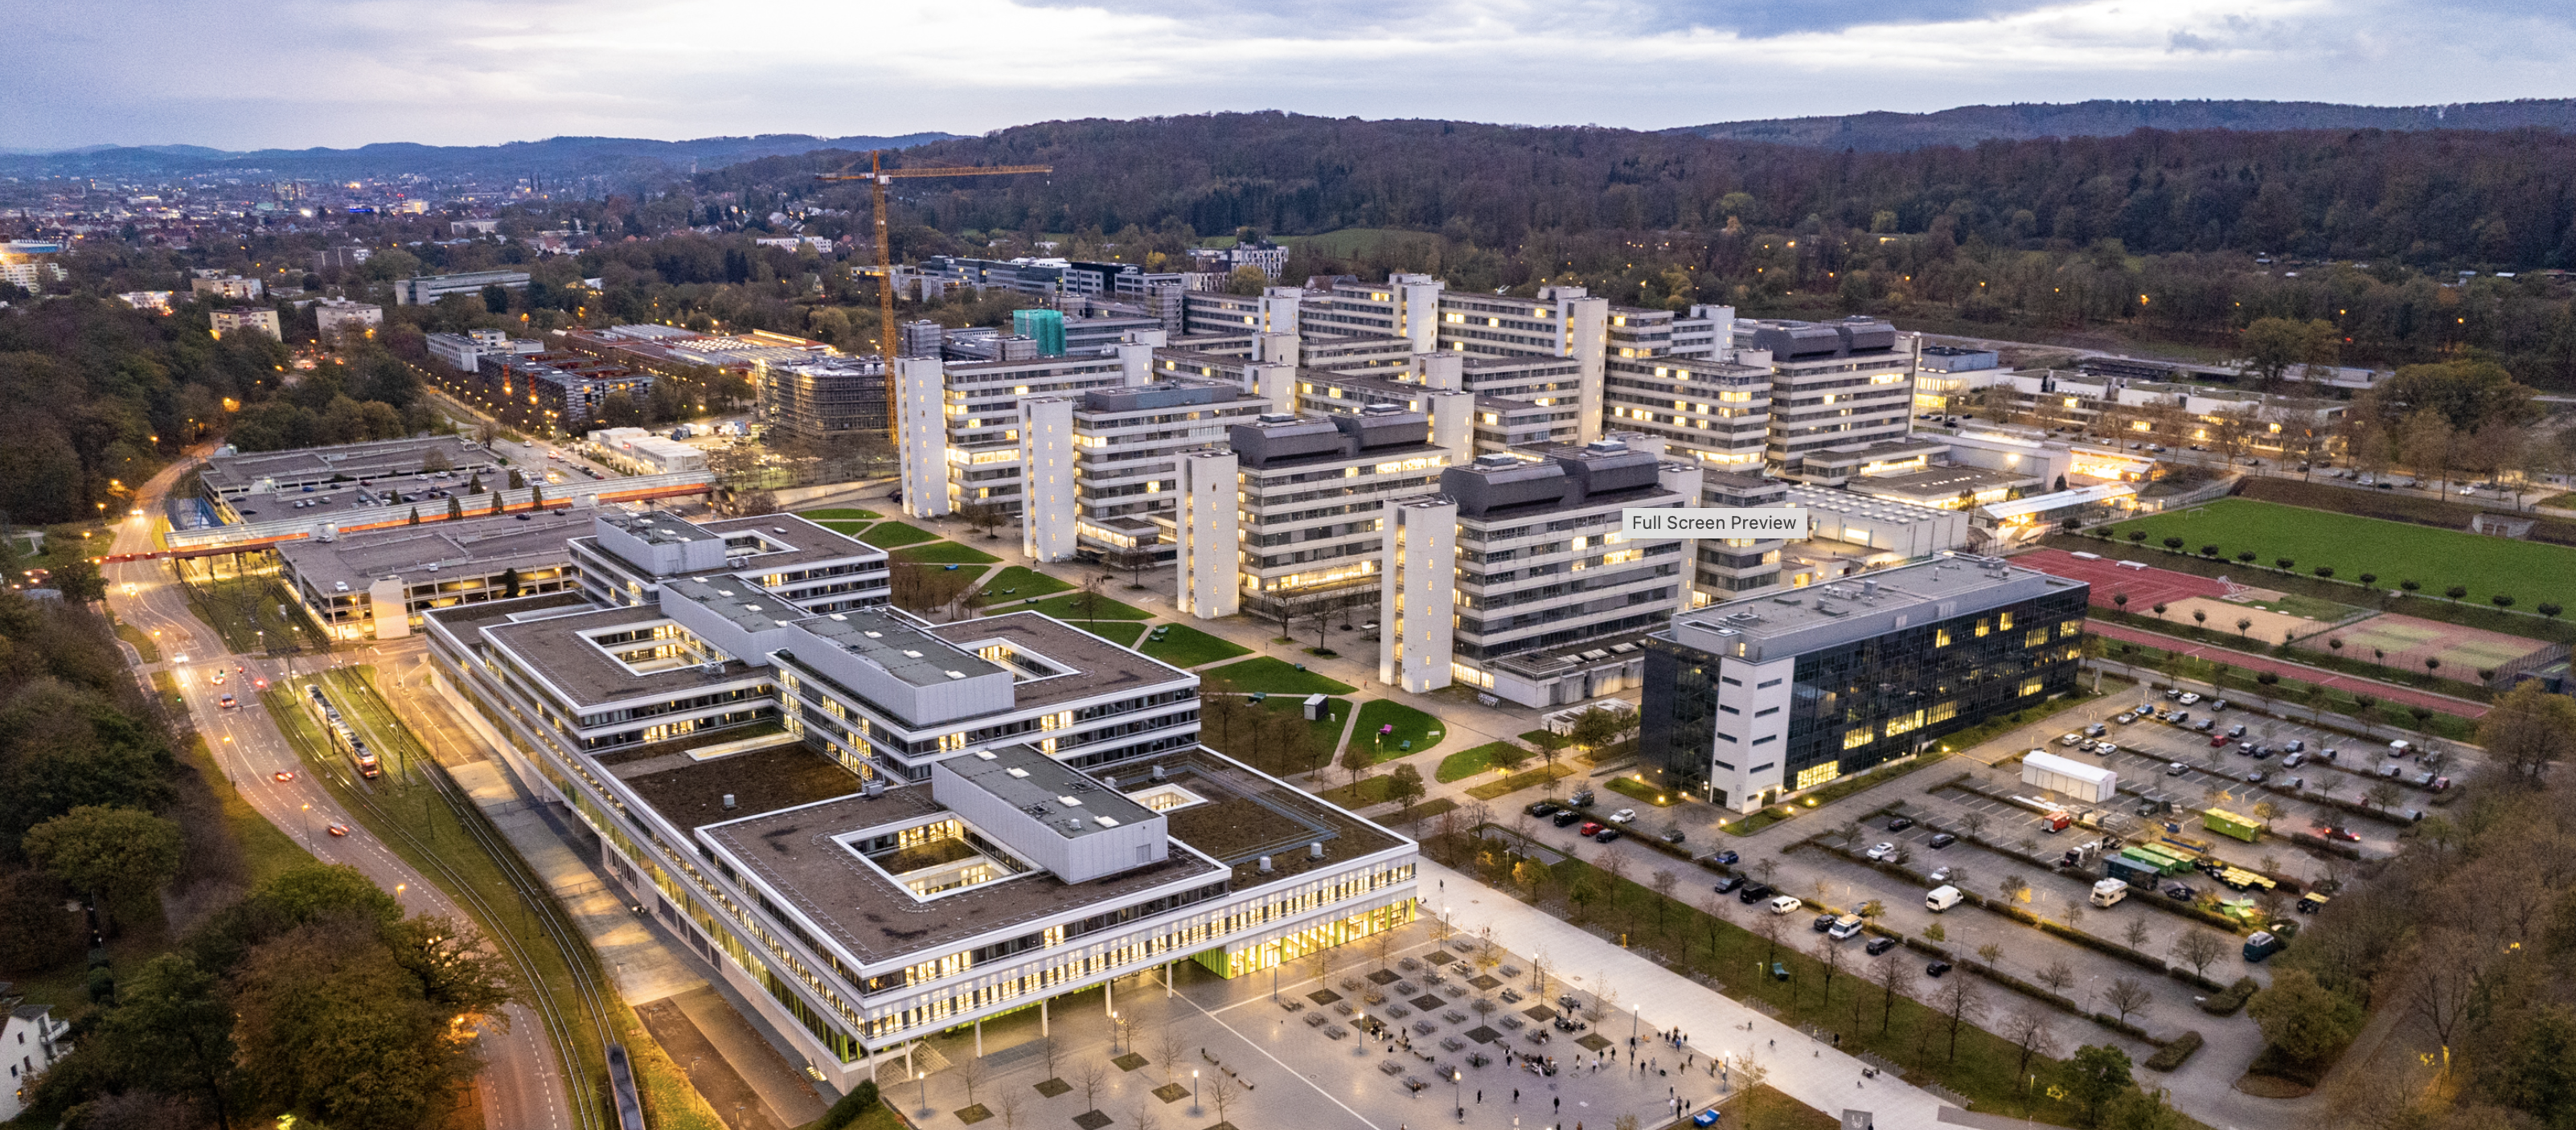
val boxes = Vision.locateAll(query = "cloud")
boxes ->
[4,0,2574,150]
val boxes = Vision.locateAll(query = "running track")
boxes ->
[2017,547,2242,610]
[2086,620,2491,719]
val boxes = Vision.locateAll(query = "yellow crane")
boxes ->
[817,151,1052,439]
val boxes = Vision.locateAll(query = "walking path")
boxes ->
[1421,858,1950,1128]
[2086,620,2491,719]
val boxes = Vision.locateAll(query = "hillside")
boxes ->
[1672,97,2576,151]
[0,132,960,181]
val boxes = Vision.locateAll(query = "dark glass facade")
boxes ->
[1642,584,2090,806]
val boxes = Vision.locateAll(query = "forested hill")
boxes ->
[715,112,2576,270]
[0,132,960,181]
[1672,98,2576,151]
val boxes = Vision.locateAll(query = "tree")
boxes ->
[1074,1061,1109,1113]
[88,952,241,1130]
[1208,1073,1240,1127]
[2037,960,2076,996]
[2112,592,2128,612]
[2395,930,2486,1050]
[406,505,420,526]
[955,1055,990,1107]
[2103,978,2152,1026]
[2061,1044,2136,1127]
[2002,1005,2056,1095]
[22,805,184,931]
[2366,780,2402,813]
[1388,764,1427,825]
[446,495,464,522]
[1339,740,1374,791]
[1568,706,1626,763]
[232,915,486,1129]
[2480,680,2576,784]
[1938,978,1986,1062]
[2247,968,2364,1063]
[500,566,523,599]
[2171,930,2227,978]
[1998,874,2030,904]
[2240,317,2339,390]
[1875,951,1915,1034]
[1813,934,1847,1013]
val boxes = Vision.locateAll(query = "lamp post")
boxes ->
[1191,1069,1200,1115]
[917,1070,929,1117]
[300,803,312,847]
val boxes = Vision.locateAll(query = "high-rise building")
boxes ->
[758,356,889,446]
[1174,448,1241,619]
[1015,380,1271,563]
[892,346,1155,520]
[1733,317,1921,482]
[1639,555,2088,810]
[1228,408,1447,622]
[1388,442,1700,706]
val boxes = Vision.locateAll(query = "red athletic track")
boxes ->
[2016,547,2240,611]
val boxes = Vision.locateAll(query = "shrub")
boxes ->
[2493,594,2516,608]
[2128,530,2148,542]
[2144,1030,2205,1071]
[2358,573,2377,585]
[2237,551,2258,563]
[2201,976,2260,1016]
[2446,585,2469,600]
[2400,579,2421,592]
[2200,544,2221,556]
[2275,558,2295,570]
[816,1080,883,1129]
[2313,566,2333,578]
[2164,536,2185,550]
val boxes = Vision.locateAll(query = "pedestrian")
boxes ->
[1477,1091,1483,1103]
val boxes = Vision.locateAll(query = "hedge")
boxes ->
[2201,976,2261,1017]
[2143,1030,2204,1071]
[811,1079,882,1130]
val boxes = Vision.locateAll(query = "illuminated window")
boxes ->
[1884,709,1925,737]
[1935,628,1952,648]
[1927,701,1959,723]
[1841,727,1874,751]
[1998,612,2013,630]
[1796,762,1841,790]
[2019,678,2045,698]
[2059,620,2081,638]
[1975,620,1990,638]
[2026,628,2049,648]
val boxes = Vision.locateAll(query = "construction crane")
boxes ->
[818,151,1052,440]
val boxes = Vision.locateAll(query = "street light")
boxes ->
[1191,1069,1200,1115]
[916,1070,929,1117]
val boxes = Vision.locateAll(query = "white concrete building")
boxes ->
[191,274,262,300]
[1174,447,1241,619]
[210,307,281,341]
[2,1005,71,1124]
[1380,494,1459,693]
[1229,408,1448,621]
[1733,317,1921,481]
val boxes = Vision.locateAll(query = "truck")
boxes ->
[2202,808,2263,844]
[2042,810,2073,833]
[2089,878,2131,907]
[2104,855,2163,886]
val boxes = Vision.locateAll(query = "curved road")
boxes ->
[104,456,572,1130]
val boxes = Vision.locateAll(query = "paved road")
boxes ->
[105,456,574,1130]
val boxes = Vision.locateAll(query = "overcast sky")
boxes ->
[10,0,2575,150]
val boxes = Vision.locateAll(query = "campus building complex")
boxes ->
[425,513,1418,1091]
[1639,555,2090,811]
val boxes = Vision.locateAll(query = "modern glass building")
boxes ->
[1639,555,2089,810]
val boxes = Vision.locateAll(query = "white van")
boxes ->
[1925,885,1963,912]
[2388,739,2414,758]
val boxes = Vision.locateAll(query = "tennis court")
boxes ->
[2296,611,2559,679]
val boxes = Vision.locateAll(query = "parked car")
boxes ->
[2116,712,2139,724]
[1660,828,1687,844]
[2245,769,2267,784]
[2227,724,2248,739]
[2167,762,2188,776]
[2285,739,2306,753]
[2059,732,2084,747]
[1828,915,1865,940]
[1768,895,1804,915]
[1524,800,1561,817]
[1607,808,1639,825]
[1926,960,1954,977]
[1738,882,1775,904]
[2085,723,2107,738]
[1927,832,1959,849]
[2282,752,2306,768]
[1568,789,1596,806]
[1553,810,1585,827]
[1928,866,1955,883]
[2209,734,2232,747]
[1594,828,1623,843]
[1811,913,1839,933]
[1710,850,1741,866]
[1864,842,1900,861]
[1865,936,1899,956]
[1713,875,1745,894]
[1885,817,1915,833]
[1577,821,1605,837]
[2164,883,2198,901]
[2177,692,2201,706]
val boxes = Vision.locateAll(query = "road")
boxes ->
[105,455,575,1130]
[2084,620,2492,719]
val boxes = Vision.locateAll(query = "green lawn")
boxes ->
[1436,740,1530,783]
[1138,623,1253,668]
[1319,775,1402,809]
[1350,698,1445,760]
[891,540,1002,565]
[979,565,1073,602]
[1464,764,1574,800]
[1203,656,1358,695]
[1604,773,1681,807]
[1077,620,1150,647]
[858,521,941,548]
[2102,497,2576,608]
[1023,591,1154,621]
[814,520,871,538]
[798,507,884,521]
[113,615,160,663]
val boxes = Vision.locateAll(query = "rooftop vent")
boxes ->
[1006,767,1030,778]
[1057,796,1083,806]
[720,793,736,810]
[1257,856,1273,873]
[863,777,884,797]
[1150,764,1166,781]
[974,750,996,760]
[863,630,882,637]
[1096,816,1120,827]
[1310,841,1325,859]
[902,649,923,657]
[699,661,723,676]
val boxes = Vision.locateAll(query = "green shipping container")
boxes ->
[2202,808,2262,843]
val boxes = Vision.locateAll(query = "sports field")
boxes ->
[2101,498,2576,609]
[2295,611,2555,678]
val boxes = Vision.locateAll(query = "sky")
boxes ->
[9,0,2576,151]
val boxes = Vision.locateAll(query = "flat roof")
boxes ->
[795,606,1005,688]
[1783,485,1958,525]
[1673,555,2086,659]
[943,743,1159,838]
[609,735,861,829]
[275,508,590,592]
[665,575,807,633]
[1979,483,2136,519]
[201,435,494,493]
[922,612,1192,710]
[1851,465,2032,497]
[699,746,1401,967]
[483,603,766,708]
[574,513,886,580]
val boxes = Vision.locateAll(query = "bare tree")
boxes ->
[2037,960,2076,997]
[2123,919,2153,951]
[1129,1101,1163,1130]
[2397,930,2488,1050]
[1208,1074,1240,1128]
[2058,899,2085,931]
[1938,978,1987,1062]
[956,1056,990,1107]
[1372,928,1397,972]
[1753,909,1787,966]
[1875,954,1917,1034]
[2171,930,2228,980]
[2103,978,2153,1025]
[2001,1005,2056,1095]
[1959,812,1991,840]
[1155,1033,1188,1083]
[1041,1037,1060,1083]
[1075,1062,1109,1113]
[1699,894,1733,968]
[996,1089,1024,1130]
[1814,934,1848,1013]
[1471,996,1498,1020]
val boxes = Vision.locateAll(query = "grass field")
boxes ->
[891,540,1002,565]
[814,520,871,537]
[1201,656,1357,695]
[858,521,941,548]
[1319,775,1401,809]
[1281,227,1431,256]
[1350,698,1445,759]
[978,566,1073,602]
[1603,774,1681,807]
[798,507,883,521]
[1137,623,1252,668]
[1464,764,1575,800]
[1435,740,1529,783]
[112,614,159,662]
[2103,497,2576,608]
[1023,591,1153,621]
